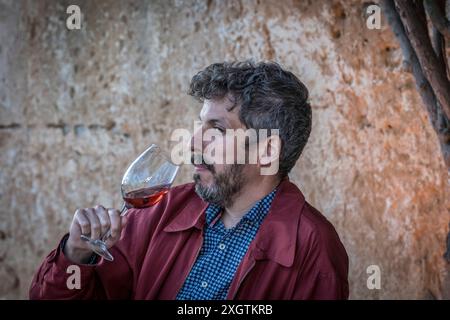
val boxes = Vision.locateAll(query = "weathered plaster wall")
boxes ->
[0,0,448,299]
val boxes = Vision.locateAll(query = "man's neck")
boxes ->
[221,176,281,229]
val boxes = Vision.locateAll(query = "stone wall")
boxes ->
[0,0,449,299]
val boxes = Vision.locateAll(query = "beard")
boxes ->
[193,164,245,208]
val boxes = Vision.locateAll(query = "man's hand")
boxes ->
[64,205,128,264]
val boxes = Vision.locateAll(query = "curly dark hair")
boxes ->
[188,60,312,178]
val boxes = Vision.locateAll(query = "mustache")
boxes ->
[191,153,215,173]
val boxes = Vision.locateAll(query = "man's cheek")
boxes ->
[213,164,226,174]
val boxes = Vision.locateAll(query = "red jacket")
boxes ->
[29,179,349,299]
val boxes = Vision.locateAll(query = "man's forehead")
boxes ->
[199,97,239,121]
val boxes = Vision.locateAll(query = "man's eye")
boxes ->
[214,127,225,133]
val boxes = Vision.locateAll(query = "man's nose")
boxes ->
[190,124,204,153]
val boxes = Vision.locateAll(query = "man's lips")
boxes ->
[194,164,209,171]
[191,153,215,173]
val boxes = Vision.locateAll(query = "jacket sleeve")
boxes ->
[290,214,349,300]
[29,183,192,300]
[28,208,147,300]
[29,233,134,300]
[291,269,349,300]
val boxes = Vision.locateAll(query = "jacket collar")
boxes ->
[163,177,305,267]
[163,191,208,233]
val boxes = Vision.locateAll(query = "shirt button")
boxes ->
[201,281,208,288]
[218,243,226,250]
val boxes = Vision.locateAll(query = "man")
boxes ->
[30,61,349,299]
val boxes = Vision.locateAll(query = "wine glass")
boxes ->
[80,144,179,261]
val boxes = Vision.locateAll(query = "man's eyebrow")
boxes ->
[198,115,229,126]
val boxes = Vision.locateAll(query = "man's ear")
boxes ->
[258,134,281,167]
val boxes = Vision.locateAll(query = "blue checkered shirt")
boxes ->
[176,188,277,300]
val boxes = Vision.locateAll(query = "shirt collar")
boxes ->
[205,188,277,227]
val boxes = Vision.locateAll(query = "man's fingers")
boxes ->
[73,205,125,247]
[108,208,121,239]
[75,209,90,235]
[85,208,101,239]
[119,215,129,241]
[95,205,111,236]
